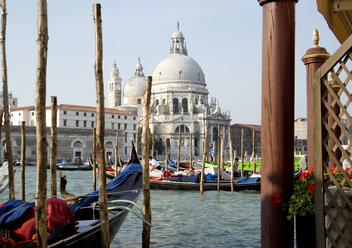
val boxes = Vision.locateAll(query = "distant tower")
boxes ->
[108,61,122,108]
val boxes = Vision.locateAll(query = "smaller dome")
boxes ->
[123,76,146,97]
[123,57,146,98]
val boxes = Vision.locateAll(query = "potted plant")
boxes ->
[285,167,316,248]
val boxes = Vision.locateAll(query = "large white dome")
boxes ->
[152,54,205,84]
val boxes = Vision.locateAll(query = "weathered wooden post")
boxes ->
[50,96,58,197]
[212,141,216,163]
[252,129,256,174]
[190,132,193,168]
[142,76,152,247]
[229,130,234,192]
[151,132,155,158]
[302,29,330,168]
[200,123,209,195]
[240,129,244,177]
[0,0,14,200]
[93,4,109,247]
[164,136,168,171]
[217,124,221,191]
[20,121,26,200]
[259,0,296,246]
[92,128,97,191]
[177,133,181,172]
[114,131,118,177]
[0,110,3,151]
[220,138,224,179]
[135,132,139,155]
[34,0,48,246]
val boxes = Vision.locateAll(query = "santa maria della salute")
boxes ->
[112,23,231,160]
[9,23,231,163]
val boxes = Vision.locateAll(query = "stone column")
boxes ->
[259,0,296,247]
[302,29,330,168]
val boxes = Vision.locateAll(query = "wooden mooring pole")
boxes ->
[50,96,58,197]
[220,138,224,184]
[240,129,244,177]
[252,129,256,174]
[151,132,155,158]
[35,0,49,246]
[142,76,152,248]
[229,130,234,192]
[20,121,26,200]
[92,128,97,191]
[0,110,3,153]
[164,136,168,172]
[190,133,193,168]
[1,0,14,200]
[136,132,139,155]
[217,124,221,191]
[177,133,181,172]
[114,131,118,177]
[93,4,109,247]
[212,141,216,163]
[200,123,209,195]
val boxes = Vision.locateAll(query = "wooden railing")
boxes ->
[314,34,352,248]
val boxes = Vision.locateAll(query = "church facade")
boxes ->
[110,24,231,161]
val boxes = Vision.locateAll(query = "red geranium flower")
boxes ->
[308,183,315,194]
[300,172,310,179]
[270,193,283,207]
[309,166,314,172]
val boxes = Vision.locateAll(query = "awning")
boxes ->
[317,0,352,43]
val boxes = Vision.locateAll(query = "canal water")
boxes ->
[0,167,261,248]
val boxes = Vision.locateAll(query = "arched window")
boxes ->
[73,141,82,147]
[195,97,198,105]
[105,142,113,148]
[156,99,159,106]
[173,98,179,113]
[178,71,182,80]
[175,125,190,133]
[182,98,188,113]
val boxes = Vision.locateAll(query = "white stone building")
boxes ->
[10,104,138,160]
[294,118,307,140]
[116,24,231,160]
[0,92,18,109]
[149,25,231,160]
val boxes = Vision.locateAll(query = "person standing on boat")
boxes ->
[149,156,161,171]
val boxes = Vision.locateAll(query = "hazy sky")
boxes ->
[4,1,341,125]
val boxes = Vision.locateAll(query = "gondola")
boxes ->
[0,143,143,247]
[149,178,260,191]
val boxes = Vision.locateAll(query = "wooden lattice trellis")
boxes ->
[314,35,352,248]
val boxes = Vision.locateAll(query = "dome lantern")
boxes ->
[169,22,188,55]
[135,57,144,77]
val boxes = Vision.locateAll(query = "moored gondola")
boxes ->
[0,143,143,247]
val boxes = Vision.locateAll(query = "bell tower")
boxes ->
[108,61,122,108]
